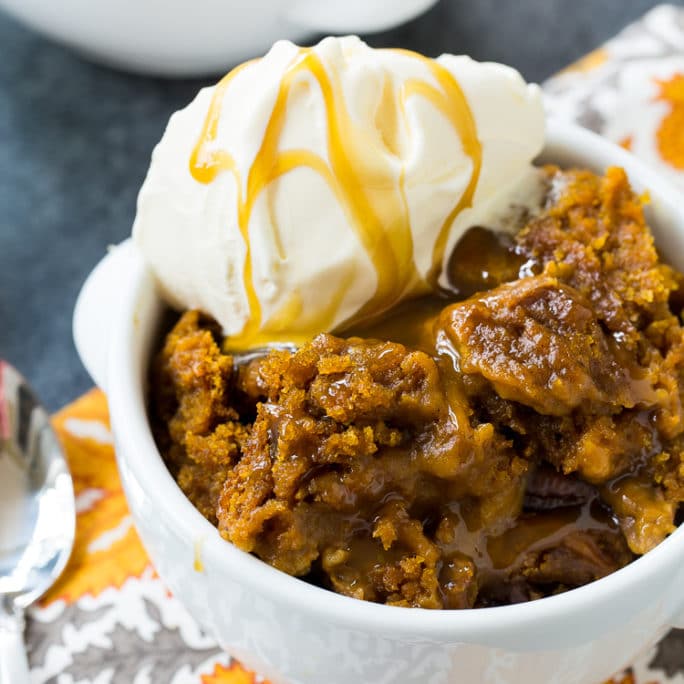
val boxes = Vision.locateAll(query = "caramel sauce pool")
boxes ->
[348,225,624,589]
[347,226,527,350]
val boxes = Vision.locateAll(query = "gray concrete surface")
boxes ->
[1,0,681,410]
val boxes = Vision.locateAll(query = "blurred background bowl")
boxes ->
[0,0,439,76]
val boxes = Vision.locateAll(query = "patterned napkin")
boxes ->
[544,4,684,189]
[28,391,234,684]
[29,5,684,682]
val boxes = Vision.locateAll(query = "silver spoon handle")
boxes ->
[0,604,30,684]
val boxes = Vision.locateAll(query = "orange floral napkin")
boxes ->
[29,5,684,683]
[29,391,238,684]
[544,3,684,187]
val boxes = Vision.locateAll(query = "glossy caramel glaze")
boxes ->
[152,166,684,608]
[189,47,481,349]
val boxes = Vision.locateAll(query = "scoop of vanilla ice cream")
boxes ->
[133,36,544,348]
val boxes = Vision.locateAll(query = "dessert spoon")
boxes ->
[0,360,75,684]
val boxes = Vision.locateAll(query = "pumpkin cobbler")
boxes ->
[151,167,684,609]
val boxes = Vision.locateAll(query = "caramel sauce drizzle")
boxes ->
[190,47,482,348]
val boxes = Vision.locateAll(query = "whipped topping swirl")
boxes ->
[133,36,544,348]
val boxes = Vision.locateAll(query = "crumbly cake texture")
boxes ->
[151,167,684,609]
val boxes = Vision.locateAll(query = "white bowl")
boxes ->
[0,0,439,77]
[73,120,684,684]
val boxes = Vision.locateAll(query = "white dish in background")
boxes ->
[0,0,439,77]
[73,121,684,684]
